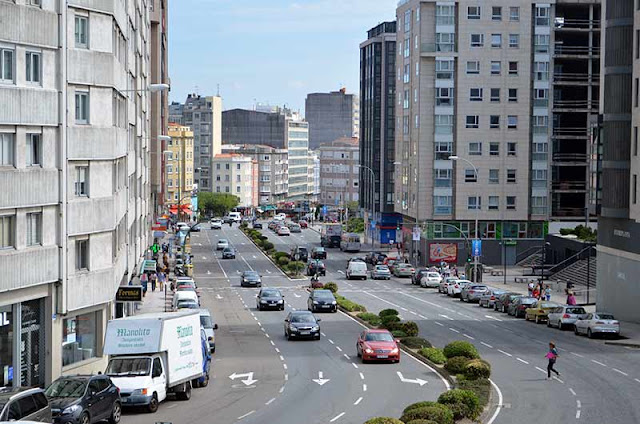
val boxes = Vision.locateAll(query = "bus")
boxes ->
[340,233,362,252]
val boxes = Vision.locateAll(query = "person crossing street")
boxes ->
[546,342,560,380]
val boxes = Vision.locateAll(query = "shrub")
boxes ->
[262,241,274,251]
[273,251,289,261]
[418,347,446,365]
[444,356,471,374]
[278,256,290,266]
[391,330,407,338]
[357,312,381,326]
[323,282,338,293]
[380,314,401,330]
[402,321,419,337]
[335,295,366,312]
[401,337,431,349]
[457,377,491,408]
[464,359,491,380]
[443,341,479,359]
[399,404,454,424]
[259,235,268,241]
[286,262,304,274]
[363,418,404,424]
[406,420,438,424]
[402,401,439,414]
[310,281,324,289]
[437,389,481,421]
[379,308,399,317]
[254,238,264,248]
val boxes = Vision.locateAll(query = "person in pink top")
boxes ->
[546,342,560,380]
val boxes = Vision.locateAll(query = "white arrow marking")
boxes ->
[397,371,428,386]
[338,270,345,274]
[253,255,257,259]
[216,294,223,300]
[312,371,330,386]
[294,293,301,298]
[228,372,258,386]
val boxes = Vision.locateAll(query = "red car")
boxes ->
[356,329,400,363]
[299,220,308,228]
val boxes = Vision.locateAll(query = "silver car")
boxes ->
[478,288,507,308]
[448,280,472,297]
[371,265,391,280]
[460,284,489,302]
[546,305,588,330]
[420,272,442,288]
[574,312,620,338]
[439,277,457,294]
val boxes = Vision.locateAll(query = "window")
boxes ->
[533,116,548,133]
[0,215,14,249]
[531,196,547,214]
[469,142,482,156]
[507,115,518,129]
[416,7,420,21]
[510,7,520,21]
[404,9,411,32]
[535,88,549,107]
[508,61,518,75]
[491,61,501,75]
[0,48,14,83]
[1,133,15,166]
[62,312,97,366]
[29,0,42,6]
[416,62,419,76]
[506,196,516,210]
[403,116,409,134]
[507,142,517,156]
[535,7,550,26]
[414,88,418,103]
[489,169,499,184]
[470,88,483,102]
[509,34,519,48]
[491,34,502,48]
[436,87,453,106]
[532,169,548,188]
[26,213,41,246]
[508,88,518,102]
[75,15,89,48]
[434,196,452,215]
[436,33,455,52]
[534,35,550,53]
[488,196,499,210]
[436,60,454,79]
[466,61,480,75]
[75,91,89,124]
[466,115,479,129]
[403,89,409,109]
[468,196,481,210]
[465,169,478,182]
[434,169,452,187]
[490,115,500,129]
[467,6,481,19]
[489,142,500,156]
[75,166,88,196]
[25,51,41,83]
[435,115,454,135]
[415,114,419,128]
[492,6,502,20]
[533,142,549,160]
[435,141,453,159]
[490,88,500,102]
[470,34,484,47]
[435,5,454,25]
[507,169,517,183]
[534,62,549,81]
[635,127,638,156]
[236,186,241,193]
[404,64,410,83]
[26,134,41,166]
[225,186,230,193]
[225,164,230,170]
[404,37,410,57]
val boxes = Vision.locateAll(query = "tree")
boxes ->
[199,192,239,217]
[346,201,359,218]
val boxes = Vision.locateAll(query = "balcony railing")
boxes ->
[553,72,599,83]
[552,207,587,217]
[553,127,588,137]
[534,98,549,108]
[553,99,598,109]
[552,181,587,191]
[421,43,457,53]
[554,17,601,30]
[553,152,588,162]
[554,45,600,55]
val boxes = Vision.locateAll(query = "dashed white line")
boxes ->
[569,388,577,396]
[577,400,582,408]
[516,357,529,365]
[435,322,444,327]
[571,352,584,358]
[265,398,276,405]
[400,307,408,311]
[553,376,564,384]
[284,374,289,381]
[481,342,493,348]
[439,314,455,321]
[343,354,350,359]
[283,364,288,370]
[279,355,284,361]
[352,363,359,369]
[336,346,343,352]
[279,386,285,393]
[449,328,460,333]
[329,339,335,344]
[359,372,365,380]
[418,314,427,319]
[576,409,581,419]
[463,334,475,340]
[613,368,628,376]
[321,332,327,337]
[535,366,546,374]
[591,359,607,367]
[237,410,255,420]
[265,334,270,338]
[635,378,640,384]
[338,270,345,274]
[497,349,512,357]
[330,412,346,422]
[253,316,258,321]
[354,397,363,405]
[270,340,275,346]
[410,311,418,315]
[362,384,367,391]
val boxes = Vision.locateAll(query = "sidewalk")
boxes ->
[133,231,175,315]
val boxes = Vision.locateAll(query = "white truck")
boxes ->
[104,311,203,413]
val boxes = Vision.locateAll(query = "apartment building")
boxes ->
[0,0,154,386]
[211,154,259,207]
[305,89,360,149]
[166,123,194,215]
[318,138,360,205]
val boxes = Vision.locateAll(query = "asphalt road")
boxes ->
[122,224,448,424]
[259,224,640,424]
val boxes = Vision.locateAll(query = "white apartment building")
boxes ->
[212,154,258,207]
[286,113,313,200]
[0,0,154,386]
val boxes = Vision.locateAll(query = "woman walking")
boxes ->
[546,342,560,380]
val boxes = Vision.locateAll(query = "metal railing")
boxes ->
[554,17,601,29]
[516,245,547,264]
[421,43,457,53]
[547,244,595,275]
[552,207,588,217]
[553,127,588,136]
[553,72,598,83]
[554,45,600,55]
[553,99,598,109]
[552,181,587,191]
[552,152,588,162]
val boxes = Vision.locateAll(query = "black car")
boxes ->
[45,375,121,424]
[222,247,236,259]
[190,223,202,232]
[256,288,285,310]
[308,289,337,312]
[412,269,430,285]
[508,296,538,318]
[307,260,326,276]
[311,247,327,259]
[253,222,263,229]
[284,311,321,340]
[366,251,387,264]
[241,270,262,287]
[0,387,51,422]
[291,246,308,262]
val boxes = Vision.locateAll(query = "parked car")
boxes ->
[256,288,285,311]
[478,288,508,308]
[252,222,263,229]
[173,291,199,310]
[288,223,302,233]
[290,246,308,262]
[460,285,489,303]
[494,293,522,313]
[421,272,443,288]
[366,252,387,265]
[311,247,327,259]
[284,311,321,340]
[0,387,52,423]
[439,277,457,294]
[574,312,620,338]
[371,265,391,280]
[210,219,222,230]
[198,309,218,353]
[447,280,472,297]
[241,271,262,287]
[307,260,326,276]
[412,269,429,285]
[346,260,368,280]
[546,305,588,330]
[222,247,236,259]
[298,220,308,228]
[190,223,202,232]
[216,239,229,250]
[525,301,561,324]
[508,296,538,318]
[393,263,415,278]
[308,289,337,312]
[278,226,291,236]
[356,329,400,363]
[46,374,121,424]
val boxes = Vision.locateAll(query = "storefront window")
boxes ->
[62,312,97,367]
[503,222,519,238]
[0,304,13,387]
[21,299,45,387]
[528,222,544,239]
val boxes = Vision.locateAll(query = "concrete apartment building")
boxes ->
[166,123,194,212]
[360,21,401,245]
[305,89,360,149]
[0,0,154,386]
[211,154,259,207]
[318,138,360,205]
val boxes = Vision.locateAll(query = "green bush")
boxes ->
[402,321,419,337]
[418,347,446,365]
[379,308,399,317]
[273,251,289,261]
[286,261,304,274]
[444,356,471,374]
[278,256,290,266]
[335,295,367,312]
[399,404,454,424]
[464,359,492,380]
[356,312,381,326]
[259,235,268,241]
[380,314,401,330]
[437,389,481,421]
[406,420,438,424]
[262,241,274,251]
[363,418,404,424]
[323,282,338,293]
[457,377,491,408]
[443,341,479,359]
[401,337,431,349]
[402,401,439,414]
[391,330,407,338]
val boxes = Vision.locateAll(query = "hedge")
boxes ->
[336,294,367,312]
[457,377,491,409]
[401,337,431,349]
[444,356,471,375]
[464,359,491,380]
[277,256,290,266]
[380,314,401,329]
[391,330,408,338]
[406,420,438,424]
[262,241,274,251]
[418,347,446,365]
[363,418,404,424]
[437,389,481,421]
[273,251,289,261]
[399,404,454,424]
[379,308,399,317]
[443,341,479,359]
[323,282,338,293]
[357,312,382,326]
[402,321,419,337]
[402,401,439,415]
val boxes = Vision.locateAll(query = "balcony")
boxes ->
[554,45,600,57]
[553,72,599,85]
[421,43,457,54]
[552,181,587,191]
[553,99,598,111]
[553,152,588,163]
[554,17,601,30]
[552,127,588,138]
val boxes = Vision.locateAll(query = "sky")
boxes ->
[168,0,397,113]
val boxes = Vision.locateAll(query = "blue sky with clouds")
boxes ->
[168,0,397,112]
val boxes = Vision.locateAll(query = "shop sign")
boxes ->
[116,286,143,302]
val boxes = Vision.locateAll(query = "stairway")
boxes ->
[517,252,543,267]
[550,257,597,288]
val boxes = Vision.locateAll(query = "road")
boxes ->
[258,224,640,424]
[122,224,448,424]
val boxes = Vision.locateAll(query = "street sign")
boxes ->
[370,220,376,229]
[412,226,421,241]
[115,286,143,302]
[322,206,328,215]
[472,239,482,257]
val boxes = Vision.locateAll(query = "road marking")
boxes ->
[400,307,408,311]
[569,388,577,396]
[613,368,629,376]
[294,293,301,298]
[439,314,455,321]
[362,384,367,391]
[312,371,330,386]
[329,412,345,422]
[253,316,258,321]
[487,379,503,424]
[435,322,444,327]
[635,378,640,384]
[364,292,402,308]
[591,359,606,367]
[449,328,460,333]
[285,374,288,381]
[553,376,564,383]
[279,355,284,361]
[571,352,584,358]
[265,334,270,338]
[265,398,276,405]
[397,371,428,386]
[576,409,581,419]
[321,332,326,336]
[516,357,529,365]
[253,255,257,259]
[418,314,427,319]
[336,346,343,352]
[352,363,359,369]
[481,342,493,348]
[283,363,287,369]
[354,397,363,405]
[535,366,546,374]
[237,410,255,420]
[266,270,272,274]
[279,386,284,393]
[359,372,364,380]
[229,372,258,386]
[463,334,475,340]
[498,349,512,357]
[410,311,418,315]
[485,315,502,322]
[202,256,207,260]
[343,353,350,359]
[338,270,345,274]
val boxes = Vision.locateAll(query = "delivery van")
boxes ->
[346,261,368,280]
[228,211,242,222]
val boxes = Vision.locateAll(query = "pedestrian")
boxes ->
[150,272,157,292]
[545,285,552,301]
[158,271,165,291]
[533,287,540,299]
[528,281,535,296]
[567,292,577,305]
[546,342,560,380]
[140,272,148,297]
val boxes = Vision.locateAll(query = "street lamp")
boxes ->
[357,164,376,247]
[449,155,480,282]
[121,83,170,93]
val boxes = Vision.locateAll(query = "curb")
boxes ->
[239,229,308,282]
[604,341,640,348]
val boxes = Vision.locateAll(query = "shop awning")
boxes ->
[263,205,276,211]
[169,204,192,214]
[141,260,157,274]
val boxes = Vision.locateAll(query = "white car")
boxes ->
[277,226,291,236]
[210,219,222,230]
[172,290,199,310]
[447,279,472,297]
[574,312,620,338]
[420,272,442,288]
[216,238,229,250]
[346,261,367,280]
[176,221,190,232]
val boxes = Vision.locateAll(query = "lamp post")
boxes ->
[449,155,480,282]
[121,83,170,94]
[357,164,376,247]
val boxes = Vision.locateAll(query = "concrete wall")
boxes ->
[597,247,640,323]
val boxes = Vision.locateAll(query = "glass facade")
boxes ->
[62,312,97,367]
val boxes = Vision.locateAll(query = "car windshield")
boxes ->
[597,314,615,320]
[290,314,316,323]
[219,239,227,243]
[539,302,557,308]
[470,286,486,290]
[245,272,259,279]
[262,290,281,297]
[565,307,586,314]
[177,286,195,291]
[314,291,334,299]
[178,300,198,307]
[522,298,537,304]
[200,315,213,328]
[316,248,325,252]
[365,332,394,342]
[299,248,308,253]
[45,379,87,398]
[375,266,389,271]
[107,357,151,377]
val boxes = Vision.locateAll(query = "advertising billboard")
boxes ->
[429,243,458,263]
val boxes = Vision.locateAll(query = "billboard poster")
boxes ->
[429,243,458,263]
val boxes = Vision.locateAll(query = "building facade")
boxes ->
[286,113,312,200]
[212,154,258,207]
[166,123,194,214]
[0,0,153,386]
[319,138,360,205]
[305,89,360,149]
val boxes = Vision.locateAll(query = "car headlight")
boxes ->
[278,299,284,303]
[332,301,337,305]
[289,325,297,331]
[390,347,399,354]
[313,301,319,304]
[311,326,319,331]
[132,388,149,396]
[62,404,82,414]
[364,348,374,354]
[260,300,267,303]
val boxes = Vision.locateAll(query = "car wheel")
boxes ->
[148,394,159,413]
[587,328,593,339]
[280,306,284,311]
[315,334,321,340]
[547,320,552,328]
[356,346,361,357]
[536,315,541,324]
[80,411,90,424]
[574,325,580,335]
[109,401,122,424]
[200,372,210,388]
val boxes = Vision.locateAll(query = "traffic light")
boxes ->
[396,222,401,231]
[466,254,472,263]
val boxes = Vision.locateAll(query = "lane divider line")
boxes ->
[352,363,359,369]
[330,412,346,422]
[463,334,475,340]
[329,339,335,344]
[613,368,628,376]
[283,364,288,370]
[481,342,493,348]
[571,352,584,358]
[569,388,577,396]
[486,379,503,424]
[449,328,460,333]
[498,349,512,357]
[279,386,285,393]
[336,346,343,352]
[343,354,350,360]
[265,398,276,406]
[279,355,284,361]
[237,410,255,420]
[359,372,365,380]
[591,359,606,367]
[535,366,546,374]
[363,384,367,391]
[516,358,529,365]
[354,397,363,406]
[435,322,445,327]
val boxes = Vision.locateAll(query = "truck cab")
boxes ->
[106,354,169,412]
